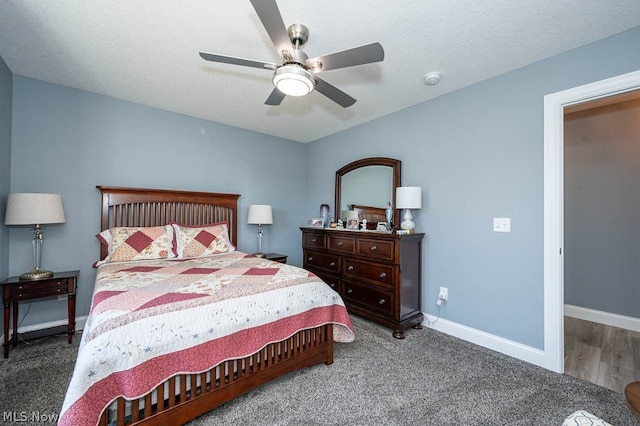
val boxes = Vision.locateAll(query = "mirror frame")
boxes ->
[335,157,401,229]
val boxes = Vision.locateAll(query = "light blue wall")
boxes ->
[6,26,640,349]
[0,55,11,281]
[9,76,306,327]
[307,26,640,350]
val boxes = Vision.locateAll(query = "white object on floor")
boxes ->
[562,410,612,426]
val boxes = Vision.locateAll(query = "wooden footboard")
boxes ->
[99,324,334,426]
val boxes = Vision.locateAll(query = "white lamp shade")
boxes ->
[247,205,273,225]
[5,193,66,225]
[396,187,422,209]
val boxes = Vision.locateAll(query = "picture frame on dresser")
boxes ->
[346,219,359,229]
[376,222,388,232]
[308,218,324,227]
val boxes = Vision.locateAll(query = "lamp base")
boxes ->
[20,268,54,281]
[400,209,416,232]
[253,252,267,258]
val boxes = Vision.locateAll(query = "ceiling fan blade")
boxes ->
[199,51,276,70]
[306,42,384,72]
[249,0,292,58]
[265,88,286,105]
[314,77,356,108]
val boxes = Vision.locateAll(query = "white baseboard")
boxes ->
[0,316,87,342]
[423,314,547,369]
[564,304,640,332]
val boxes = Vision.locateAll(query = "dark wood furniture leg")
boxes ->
[12,301,18,347]
[68,292,76,343]
[3,301,9,358]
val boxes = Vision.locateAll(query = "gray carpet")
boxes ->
[1,316,638,425]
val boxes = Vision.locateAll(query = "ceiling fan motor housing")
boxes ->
[288,24,309,48]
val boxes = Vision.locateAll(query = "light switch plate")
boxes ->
[493,217,511,232]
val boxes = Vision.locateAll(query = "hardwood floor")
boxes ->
[565,316,640,393]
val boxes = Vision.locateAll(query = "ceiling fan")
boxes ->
[199,0,384,108]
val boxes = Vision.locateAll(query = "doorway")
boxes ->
[562,92,640,392]
[543,69,640,373]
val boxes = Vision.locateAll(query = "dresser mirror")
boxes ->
[334,157,401,229]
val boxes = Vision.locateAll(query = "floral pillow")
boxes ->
[171,222,235,259]
[95,225,174,266]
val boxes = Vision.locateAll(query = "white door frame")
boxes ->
[543,69,640,372]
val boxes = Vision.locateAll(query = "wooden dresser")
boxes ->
[301,227,424,338]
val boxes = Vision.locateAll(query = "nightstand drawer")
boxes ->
[8,279,71,300]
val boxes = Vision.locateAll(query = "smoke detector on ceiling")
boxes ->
[423,72,441,86]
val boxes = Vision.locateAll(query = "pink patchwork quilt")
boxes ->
[59,251,354,426]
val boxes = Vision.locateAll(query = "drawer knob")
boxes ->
[338,241,343,246]
[311,238,317,243]
[379,299,386,305]
[347,265,354,271]
[308,257,313,262]
[379,272,387,278]
[370,245,377,251]
[330,262,336,267]
[329,282,336,288]
[347,289,353,294]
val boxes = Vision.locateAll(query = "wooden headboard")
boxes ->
[97,186,240,260]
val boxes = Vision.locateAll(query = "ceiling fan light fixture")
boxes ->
[273,64,314,96]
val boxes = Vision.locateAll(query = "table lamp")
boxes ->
[247,204,273,257]
[396,186,422,232]
[5,193,66,280]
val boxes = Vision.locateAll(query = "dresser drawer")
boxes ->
[309,270,341,293]
[343,258,394,288]
[343,280,394,316]
[357,238,395,261]
[8,279,70,300]
[302,231,325,249]
[303,250,341,274]
[327,235,356,254]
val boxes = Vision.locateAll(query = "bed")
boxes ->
[59,186,355,426]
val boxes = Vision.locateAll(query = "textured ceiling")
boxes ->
[1,1,639,143]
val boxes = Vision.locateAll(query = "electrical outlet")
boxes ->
[493,217,511,232]
[438,287,448,301]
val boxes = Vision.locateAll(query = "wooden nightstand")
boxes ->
[2,270,79,358]
[264,253,287,264]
